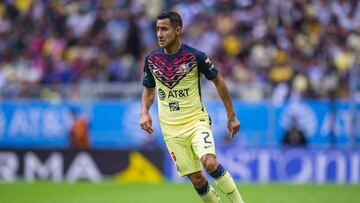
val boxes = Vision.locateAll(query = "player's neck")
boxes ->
[164,40,182,55]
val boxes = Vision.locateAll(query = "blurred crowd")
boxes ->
[0,0,359,101]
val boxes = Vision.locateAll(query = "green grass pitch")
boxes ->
[0,181,358,203]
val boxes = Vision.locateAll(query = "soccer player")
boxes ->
[140,11,244,203]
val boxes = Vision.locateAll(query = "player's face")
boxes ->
[156,19,178,48]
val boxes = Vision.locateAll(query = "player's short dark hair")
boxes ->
[157,11,182,29]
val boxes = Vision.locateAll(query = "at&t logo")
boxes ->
[158,88,166,100]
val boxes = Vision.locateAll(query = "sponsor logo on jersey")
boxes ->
[205,58,215,71]
[168,88,190,98]
[158,88,166,100]
[158,88,190,100]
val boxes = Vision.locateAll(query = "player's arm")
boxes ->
[198,52,240,137]
[140,56,156,134]
[140,87,155,134]
[212,73,240,137]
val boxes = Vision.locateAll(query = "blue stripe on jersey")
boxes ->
[197,68,204,112]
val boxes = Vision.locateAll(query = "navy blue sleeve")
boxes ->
[142,56,155,88]
[197,52,218,80]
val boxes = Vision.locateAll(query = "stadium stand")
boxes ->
[0,0,359,101]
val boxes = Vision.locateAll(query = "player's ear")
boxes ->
[175,26,182,36]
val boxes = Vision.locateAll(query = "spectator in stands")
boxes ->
[282,117,308,147]
[0,0,359,100]
[69,108,90,149]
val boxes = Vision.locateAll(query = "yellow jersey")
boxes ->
[142,44,218,139]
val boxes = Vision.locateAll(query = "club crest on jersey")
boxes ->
[179,63,190,74]
[169,102,180,111]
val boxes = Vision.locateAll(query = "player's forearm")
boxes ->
[141,88,155,114]
[213,74,236,118]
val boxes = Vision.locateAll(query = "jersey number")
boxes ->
[202,132,212,144]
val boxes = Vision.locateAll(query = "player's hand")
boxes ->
[140,111,154,134]
[227,115,240,138]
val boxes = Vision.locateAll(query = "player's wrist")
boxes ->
[227,113,236,120]
[140,110,149,115]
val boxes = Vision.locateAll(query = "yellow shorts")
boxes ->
[164,118,216,177]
